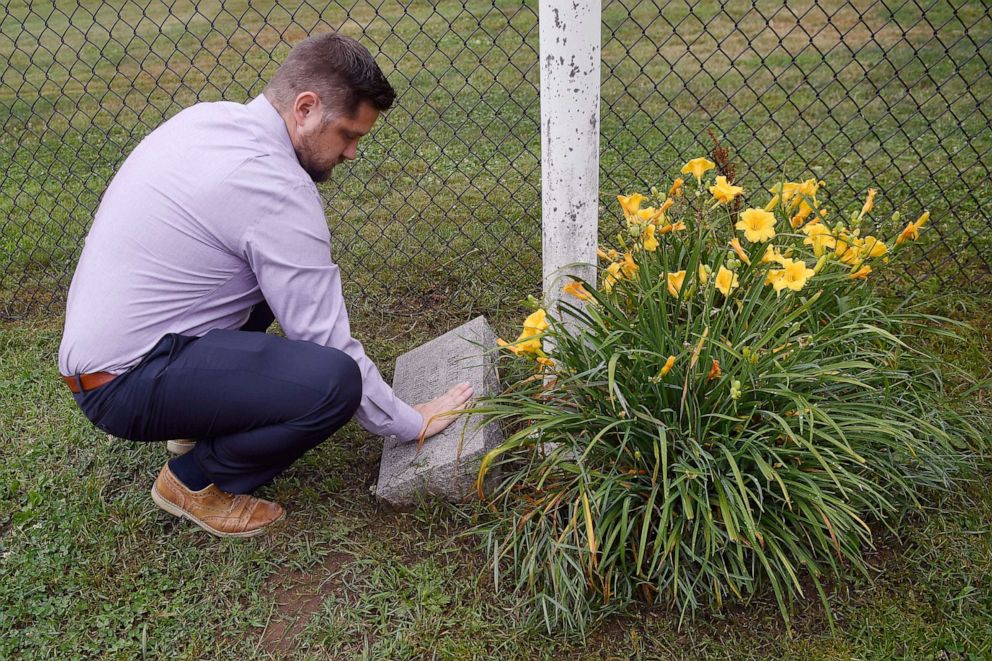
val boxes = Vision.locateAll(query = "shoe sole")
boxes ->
[150,483,285,538]
[166,440,196,455]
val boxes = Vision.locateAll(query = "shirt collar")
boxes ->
[246,94,297,159]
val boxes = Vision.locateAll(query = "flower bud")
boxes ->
[730,378,742,400]
[891,211,901,222]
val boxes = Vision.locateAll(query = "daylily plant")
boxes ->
[476,157,964,637]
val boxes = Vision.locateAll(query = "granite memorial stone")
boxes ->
[375,316,502,509]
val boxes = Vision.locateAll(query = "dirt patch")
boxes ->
[257,550,352,657]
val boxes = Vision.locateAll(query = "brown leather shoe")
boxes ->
[150,463,285,538]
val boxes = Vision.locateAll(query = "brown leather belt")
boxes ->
[62,372,117,394]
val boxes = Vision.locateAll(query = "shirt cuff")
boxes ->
[386,399,425,443]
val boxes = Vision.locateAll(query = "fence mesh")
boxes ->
[2,1,990,320]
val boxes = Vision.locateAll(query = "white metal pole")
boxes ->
[539,0,601,320]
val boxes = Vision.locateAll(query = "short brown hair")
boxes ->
[263,33,396,118]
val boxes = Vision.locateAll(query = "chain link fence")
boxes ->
[2,1,990,320]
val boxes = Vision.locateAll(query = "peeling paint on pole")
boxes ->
[540,0,601,322]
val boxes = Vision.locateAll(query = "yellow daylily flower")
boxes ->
[766,258,815,293]
[729,237,751,265]
[496,337,540,355]
[642,223,659,251]
[714,266,740,296]
[709,176,744,204]
[860,235,888,259]
[849,264,872,280]
[496,308,548,355]
[523,308,548,333]
[659,355,676,377]
[681,157,716,182]
[666,270,687,298]
[777,178,821,225]
[597,247,619,262]
[603,261,624,292]
[764,194,781,211]
[736,208,777,243]
[896,211,929,245]
[668,177,684,197]
[658,220,686,235]
[801,221,836,257]
[621,252,639,278]
[858,188,877,221]
[636,207,656,223]
[562,280,593,301]
[774,181,794,201]
[761,245,789,265]
[778,179,820,205]
[617,193,646,218]
[793,199,819,224]
[835,232,864,266]
[643,198,676,226]
[698,264,710,284]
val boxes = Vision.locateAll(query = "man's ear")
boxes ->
[292,91,321,127]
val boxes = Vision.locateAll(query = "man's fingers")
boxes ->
[449,385,473,403]
[422,385,474,421]
[447,382,472,397]
[415,383,479,439]
[418,383,474,419]
[441,382,473,405]
[438,395,472,415]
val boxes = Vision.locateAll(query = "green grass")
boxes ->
[1,0,991,657]
[1,294,990,658]
[2,0,991,317]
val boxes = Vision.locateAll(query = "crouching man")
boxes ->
[58,33,472,537]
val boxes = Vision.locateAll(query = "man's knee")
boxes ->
[322,348,363,420]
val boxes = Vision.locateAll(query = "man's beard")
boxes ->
[295,134,337,183]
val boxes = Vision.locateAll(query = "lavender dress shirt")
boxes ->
[58,94,424,442]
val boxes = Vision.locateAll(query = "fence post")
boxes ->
[539,0,601,320]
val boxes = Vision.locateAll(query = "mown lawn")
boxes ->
[2,0,992,658]
[1,293,990,659]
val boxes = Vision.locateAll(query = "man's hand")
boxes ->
[414,382,474,441]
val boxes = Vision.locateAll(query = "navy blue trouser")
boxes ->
[72,303,363,494]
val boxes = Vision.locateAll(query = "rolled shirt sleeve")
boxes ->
[241,181,424,441]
